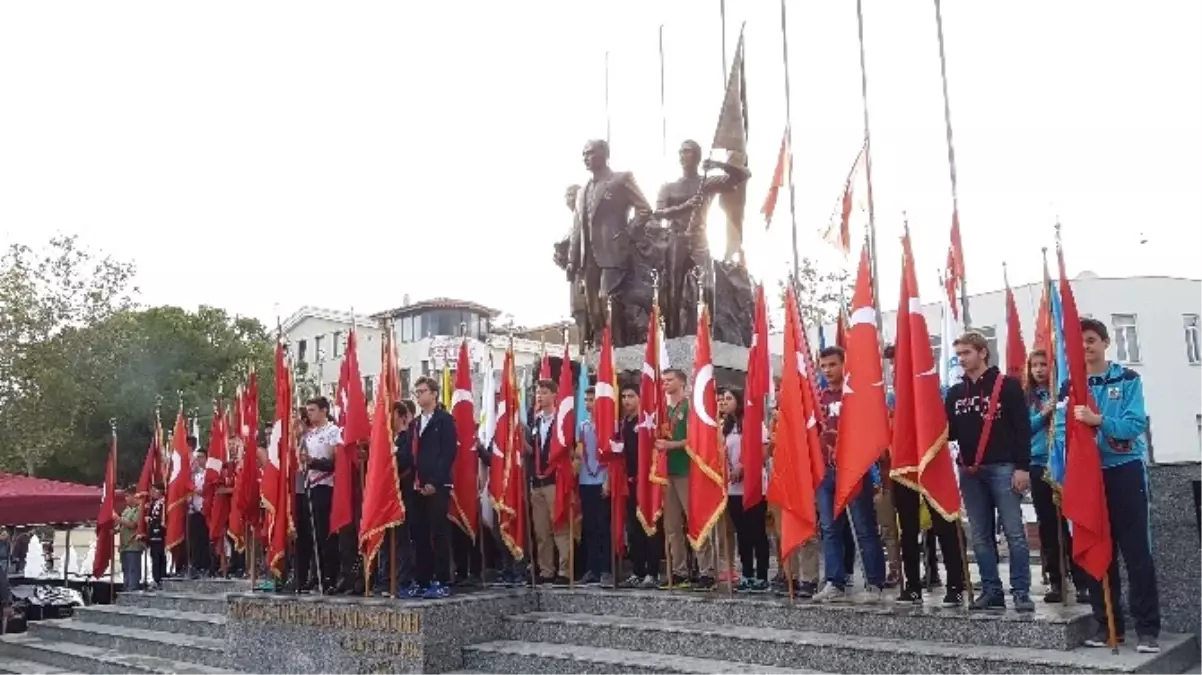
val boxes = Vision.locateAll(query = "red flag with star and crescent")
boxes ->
[637,303,666,535]
[449,340,479,539]
[741,284,769,509]
[686,305,726,550]
[593,319,626,556]
[548,344,579,529]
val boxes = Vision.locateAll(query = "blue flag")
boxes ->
[817,323,829,389]
[575,359,590,434]
[1047,282,1069,491]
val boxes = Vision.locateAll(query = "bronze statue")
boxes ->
[653,140,750,338]
[562,140,653,348]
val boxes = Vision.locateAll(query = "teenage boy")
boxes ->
[1075,319,1161,653]
[946,331,1034,612]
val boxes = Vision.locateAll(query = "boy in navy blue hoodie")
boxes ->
[1072,319,1161,654]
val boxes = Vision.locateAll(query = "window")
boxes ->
[314,335,324,362]
[421,360,430,376]
[929,334,942,370]
[1185,314,1200,365]
[401,316,414,343]
[1111,314,1141,363]
[333,331,343,358]
[400,368,411,398]
[297,339,308,364]
[974,325,999,366]
[364,375,375,405]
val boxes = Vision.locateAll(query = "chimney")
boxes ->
[402,293,411,306]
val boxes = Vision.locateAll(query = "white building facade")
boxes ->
[281,299,546,407]
[769,274,1201,464]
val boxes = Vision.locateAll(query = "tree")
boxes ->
[775,257,852,331]
[0,236,137,476]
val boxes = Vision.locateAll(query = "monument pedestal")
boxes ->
[587,336,782,390]
[226,590,534,674]
[1147,461,1201,638]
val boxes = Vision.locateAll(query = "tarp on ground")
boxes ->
[0,472,106,526]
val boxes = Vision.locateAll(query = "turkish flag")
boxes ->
[449,340,480,539]
[686,306,726,549]
[766,285,824,557]
[761,129,788,228]
[893,232,961,521]
[491,348,527,559]
[204,408,227,523]
[593,321,626,556]
[548,344,579,529]
[165,409,194,565]
[636,304,666,535]
[265,341,296,579]
[358,330,405,577]
[1004,277,1028,381]
[331,329,369,534]
[741,285,769,509]
[206,409,232,546]
[134,425,162,542]
[1058,245,1112,581]
[833,248,891,517]
[93,431,118,578]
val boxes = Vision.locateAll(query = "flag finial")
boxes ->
[109,418,117,435]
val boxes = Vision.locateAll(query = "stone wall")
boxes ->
[1148,461,1200,637]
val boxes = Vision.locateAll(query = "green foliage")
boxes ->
[776,257,852,330]
[0,237,276,487]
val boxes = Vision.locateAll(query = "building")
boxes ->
[768,273,1201,464]
[281,297,548,405]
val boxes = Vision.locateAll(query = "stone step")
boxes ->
[159,578,252,595]
[0,633,236,674]
[118,591,228,615]
[27,620,228,670]
[462,640,810,674]
[0,656,73,674]
[536,588,1092,650]
[74,604,226,639]
[506,612,1200,674]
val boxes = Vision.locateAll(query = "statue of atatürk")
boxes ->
[653,140,750,339]
[560,139,653,348]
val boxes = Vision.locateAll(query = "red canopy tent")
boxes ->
[0,473,105,526]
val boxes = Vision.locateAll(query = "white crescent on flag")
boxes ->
[692,364,717,428]
[555,397,575,447]
[267,421,282,469]
[169,453,182,485]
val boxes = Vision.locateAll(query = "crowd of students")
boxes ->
[118,318,1161,655]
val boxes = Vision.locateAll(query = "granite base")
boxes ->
[1148,462,1201,637]
[224,589,534,674]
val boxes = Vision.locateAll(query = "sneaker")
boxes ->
[813,582,847,603]
[941,589,964,607]
[751,579,770,594]
[1075,587,1092,604]
[580,572,601,587]
[797,581,817,599]
[401,582,423,598]
[1084,629,1125,648]
[861,585,885,604]
[969,592,1006,611]
[1044,584,1064,604]
[659,577,691,590]
[844,573,855,589]
[736,577,754,593]
[622,574,641,588]
[1013,592,1036,613]
[693,576,716,591]
[551,575,571,588]
[422,582,451,599]
[897,587,922,604]
[640,575,658,589]
[600,573,615,588]
[1136,636,1160,654]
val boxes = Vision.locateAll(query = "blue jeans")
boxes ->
[817,468,885,588]
[121,550,143,591]
[959,463,1031,596]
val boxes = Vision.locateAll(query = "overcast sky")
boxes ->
[2,0,1199,329]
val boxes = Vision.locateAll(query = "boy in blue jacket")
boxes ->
[1071,318,1160,653]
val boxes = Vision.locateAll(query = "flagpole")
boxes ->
[933,0,971,325]
[779,0,801,281]
[855,0,884,343]
[110,418,118,598]
[659,24,667,171]
[720,0,728,80]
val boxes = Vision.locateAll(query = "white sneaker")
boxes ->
[640,575,657,589]
[861,585,886,604]
[812,582,847,603]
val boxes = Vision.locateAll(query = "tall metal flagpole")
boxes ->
[933,0,972,325]
[855,0,886,342]
[659,25,667,169]
[780,0,801,282]
[720,0,728,79]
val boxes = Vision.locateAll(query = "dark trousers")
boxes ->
[728,495,769,581]
[841,515,856,576]
[624,491,662,578]
[411,487,452,586]
[337,522,361,589]
[149,541,167,584]
[295,486,337,588]
[188,512,211,575]
[452,524,483,580]
[580,484,611,576]
[1085,460,1161,638]
[893,481,964,592]
[1030,465,1090,589]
